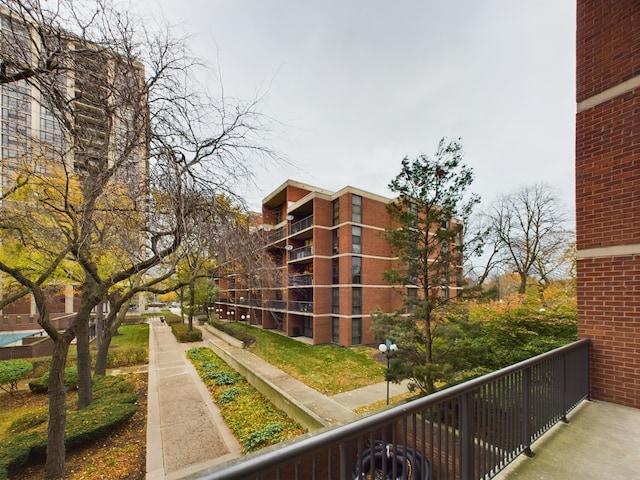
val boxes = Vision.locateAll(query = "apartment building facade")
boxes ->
[215,179,462,347]
[576,0,640,408]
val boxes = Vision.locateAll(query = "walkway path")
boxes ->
[145,318,410,479]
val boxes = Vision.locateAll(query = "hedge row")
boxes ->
[0,375,138,479]
[170,323,203,342]
[210,320,256,347]
[18,345,147,382]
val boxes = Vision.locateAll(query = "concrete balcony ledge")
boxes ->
[496,400,640,480]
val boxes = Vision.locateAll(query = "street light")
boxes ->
[378,339,398,405]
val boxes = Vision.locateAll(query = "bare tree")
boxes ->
[489,183,574,294]
[0,1,273,478]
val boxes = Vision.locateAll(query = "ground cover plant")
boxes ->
[187,347,306,453]
[212,323,385,396]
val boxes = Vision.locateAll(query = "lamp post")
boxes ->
[378,339,398,405]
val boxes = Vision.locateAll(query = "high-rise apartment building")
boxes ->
[215,179,462,347]
[0,9,148,329]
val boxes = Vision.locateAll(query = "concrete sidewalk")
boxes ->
[146,318,241,480]
[146,318,410,479]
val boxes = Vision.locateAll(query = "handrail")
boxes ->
[200,339,590,480]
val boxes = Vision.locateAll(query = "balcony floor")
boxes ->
[496,400,640,480]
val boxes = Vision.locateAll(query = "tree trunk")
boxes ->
[75,315,93,409]
[94,319,113,376]
[45,333,73,480]
[188,280,195,331]
[95,298,130,375]
[424,308,435,394]
[518,273,528,294]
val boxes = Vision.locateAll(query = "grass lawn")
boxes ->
[243,324,385,395]
[112,324,149,348]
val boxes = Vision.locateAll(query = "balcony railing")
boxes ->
[289,274,313,286]
[266,227,285,244]
[290,215,313,235]
[265,300,287,310]
[200,339,590,480]
[289,245,313,260]
[289,301,313,313]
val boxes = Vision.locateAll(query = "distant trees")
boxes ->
[467,183,574,295]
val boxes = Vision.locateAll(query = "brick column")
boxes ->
[576,0,640,407]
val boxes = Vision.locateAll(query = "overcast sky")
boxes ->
[132,1,576,212]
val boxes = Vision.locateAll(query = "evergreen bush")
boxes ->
[0,375,138,479]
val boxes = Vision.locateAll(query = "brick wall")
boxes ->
[576,1,640,102]
[576,0,640,408]
[577,255,640,407]
[575,89,640,249]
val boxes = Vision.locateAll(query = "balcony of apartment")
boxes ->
[289,214,314,236]
[289,273,313,287]
[289,245,314,261]
[265,226,285,246]
[288,300,313,313]
[193,339,640,480]
[264,300,287,310]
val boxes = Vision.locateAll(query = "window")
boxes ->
[332,317,340,343]
[303,318,313,337]
[407,287,417,313]
[352,318,362,345]
[332,229,339,254]
[352,287,362,315]
[352,256,362,284]
[442,279,450,300]
[332,199,340,225]
[352,225,362,253]
[332,287,339,314]
[332,258,339,284]
[352,194,362,223]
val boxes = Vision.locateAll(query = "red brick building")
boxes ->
[215,180,461,346]
[576,1,640,408]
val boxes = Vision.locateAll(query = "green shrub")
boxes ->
[170,323,202,342]
[243,422,284,452]
[121,315,144,325]
[28,367,78,394]
[0,360,33,393]
[210,320,256,346]
[0,376,138,478]
[106,346,148,367]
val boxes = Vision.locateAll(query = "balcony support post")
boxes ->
[522,367,535,458]
[339,441,348,480]
[561,352,569,424]
[460,392,475,480]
